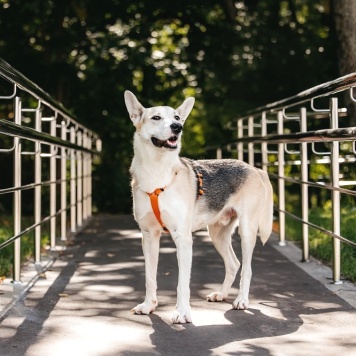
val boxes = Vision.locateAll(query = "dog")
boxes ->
[124,91,273,324]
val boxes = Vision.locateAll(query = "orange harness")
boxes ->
[147,187,169,232]
[147,169,204,233]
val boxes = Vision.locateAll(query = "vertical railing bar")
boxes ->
[77,131,83,227]
[330,97,342,284]
[70,127,77,232]
[277,111,286,246]
[50,115,57,249]
[237,119,243,161]
[82,131,88,221]
[300,107,309,262]
[13,96,22,290]
[34,104,42,271]
[248,116,254,166]
[88,134,93,218]
[261,111,268,173]
[61,121,67,241]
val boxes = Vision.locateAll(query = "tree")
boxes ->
[333,0,356,124]
[0,0,340,213]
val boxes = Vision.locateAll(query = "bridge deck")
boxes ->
[1,215,356,356]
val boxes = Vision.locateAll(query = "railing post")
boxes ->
[330,97,342,284]
[70,127,77,232]
[248,116,254,166]
[83,131,88,221]
[77,131,83,227]
[300,107,309,262]
[277,111,286,246]
[61,120,67,240]
[13,96,22,288]
[237,119,243,161]
[87,134,93,218]
[261,111,268,173]
[50,116,57,249]
[34,106,42,269]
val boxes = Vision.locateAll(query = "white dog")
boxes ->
[124,91,273,324]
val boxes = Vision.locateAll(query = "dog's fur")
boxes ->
[124,91,273,324]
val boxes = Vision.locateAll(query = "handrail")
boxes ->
[215,127,356,147]
[219,74,356,285]
[0,118,100,154]
[0,58,101,298]
[230,72,356,120]
[0,58,93,134]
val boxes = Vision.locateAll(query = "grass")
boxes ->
[0,216,49,278]
[285,203,356,283]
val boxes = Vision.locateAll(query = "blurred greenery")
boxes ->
[0,0,339,213]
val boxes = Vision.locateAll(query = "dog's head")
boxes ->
[124,91,195,150]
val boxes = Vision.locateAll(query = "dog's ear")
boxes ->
[176,97,195,122]
[124,91,145,126]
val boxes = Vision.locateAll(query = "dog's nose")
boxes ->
[170,123,182,134]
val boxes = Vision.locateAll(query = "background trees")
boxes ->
[0,0,345,212]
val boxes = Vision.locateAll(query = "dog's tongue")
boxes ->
[152,136,178,149]
[167,136,177,144]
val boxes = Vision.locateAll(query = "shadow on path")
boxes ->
[1,215,355,356]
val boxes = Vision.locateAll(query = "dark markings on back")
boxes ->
[181,158,250,211]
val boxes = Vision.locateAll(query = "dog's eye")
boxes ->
[151,115,161,121]
[174,115,180,121]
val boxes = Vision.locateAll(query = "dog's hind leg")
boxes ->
[131,230,161,315]
[232,222,257,310]
[206,220,240,302]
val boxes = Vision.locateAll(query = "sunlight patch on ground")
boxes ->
[27,316,152,356]
[191,308,233,326]
[109,229,142,239]
[78,261,142,272]
[159,247,176,254]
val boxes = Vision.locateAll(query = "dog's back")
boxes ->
[181,158,273,244]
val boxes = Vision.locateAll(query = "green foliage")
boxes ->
[0,0,339,213]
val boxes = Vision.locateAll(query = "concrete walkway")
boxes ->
[1,214,356,356]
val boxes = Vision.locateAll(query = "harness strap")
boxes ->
[147,188,169,233]
[147,170,204,233]
[194,169,204,199]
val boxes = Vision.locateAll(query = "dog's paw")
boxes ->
[131,300,157,315]
[206,292,227,302]
[172,308,192,324]
[232,297,249,310]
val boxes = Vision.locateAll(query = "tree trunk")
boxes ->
[332,0,356,124]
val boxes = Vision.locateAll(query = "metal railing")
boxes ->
[217,73,356,284]
[0,58,101,292]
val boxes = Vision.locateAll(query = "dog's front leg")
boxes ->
[171,232,193,324]
[131,230,160,315]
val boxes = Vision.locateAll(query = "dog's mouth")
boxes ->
[151,136,179,149]
[151,135,178,150]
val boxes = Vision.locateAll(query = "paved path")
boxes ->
[1,215,356,356]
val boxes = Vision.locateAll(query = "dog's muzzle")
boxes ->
[151,123,182,149]
[151,135,179,149]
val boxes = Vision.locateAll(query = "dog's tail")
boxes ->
[257,169,274,245]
